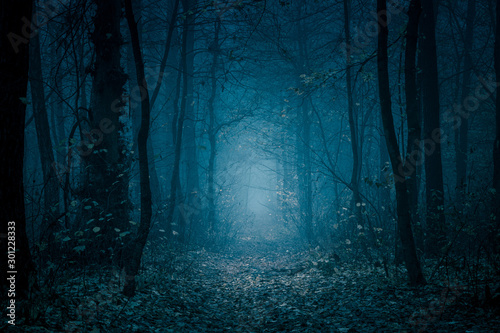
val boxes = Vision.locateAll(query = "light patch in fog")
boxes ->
[243,159,279,240]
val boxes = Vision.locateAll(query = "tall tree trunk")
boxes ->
[0,0,36,305]
[404,0,421,209]
[281,125,292,226]
[165,65,182,239]
[129,0,164,214]
[404,0,423,252]
[123,0,153,297]
[343,0,363,239]
[181,0,199,243]
[455,0,475,209]
[296,1,313,243]
[126,0,161,213]
[165,9,190,243]
[299,100,313,242]
[150,0,180,110]
[85,0,129,264]
[128,0,140,193]
[207,18,221,237]
[377,0,426,286]
[29,12,60,253]
[421,0,446,256]
[51,24,68,226]
[378,118,391,221]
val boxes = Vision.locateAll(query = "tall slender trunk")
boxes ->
[134,0,165,212]
[150,0,180,110]
[74,32,86,228]
[378,117,391,222]
[377,0,426,286]
[123,0,153,297]
[166,66,183,240]
[296,1,313,243]
[128,3,140,185]
[301,100,313,242]
[181,0,199,243]
[161,13,181,235]
[404,0,423,252]
[165,10,190,242]
[281,126,292,225]
[404,0,422,209]
[126,0,161,211]
[421,0,446,256]
[0,0,36,302]
[51,26,68,225]
[343,0,363,236]
[86,0,129,264]
[207,18,221,236]
[455,0,475,209]
[29,14,60,241]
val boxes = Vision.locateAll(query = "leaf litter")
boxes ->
[12,239,500,332]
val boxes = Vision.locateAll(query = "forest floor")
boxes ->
[7,238,500,332]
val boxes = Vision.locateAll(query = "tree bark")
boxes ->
[165,8,190,243]
[29,13,60,252]
[207,18,221,237]
[343,0,363,236]
[126,0,163,219]
[298,100,313,242]
[421,0,446,256]
[377,0,426,286]
[404,0,422,210]
[455,0,475,209]
[181,0,199,243]
[85,0,129,264]
[150,0,180,110]
[123,0,153,297]
[296,0,313,243]
[49,21,68,227]
[404,0,423,252]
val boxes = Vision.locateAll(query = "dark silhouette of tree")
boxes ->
[181,0,200,243]
[83,0,129,264]
[29,4,60,256]
[207,17,222,238]
[294,0,313,243]
[343,0,363,245]
[455,0,475,210]
[403,0,424,254]
[377,0,425,286]
[123,0,153,297]
[404,0,422,218]
[421,0,446,256]
[165,2,192,243]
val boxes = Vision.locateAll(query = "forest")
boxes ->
[1,0,500,331]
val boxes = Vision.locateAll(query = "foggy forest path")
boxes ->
[119,238,496,333]
[30,239,499,332]
[160,239,355,332]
